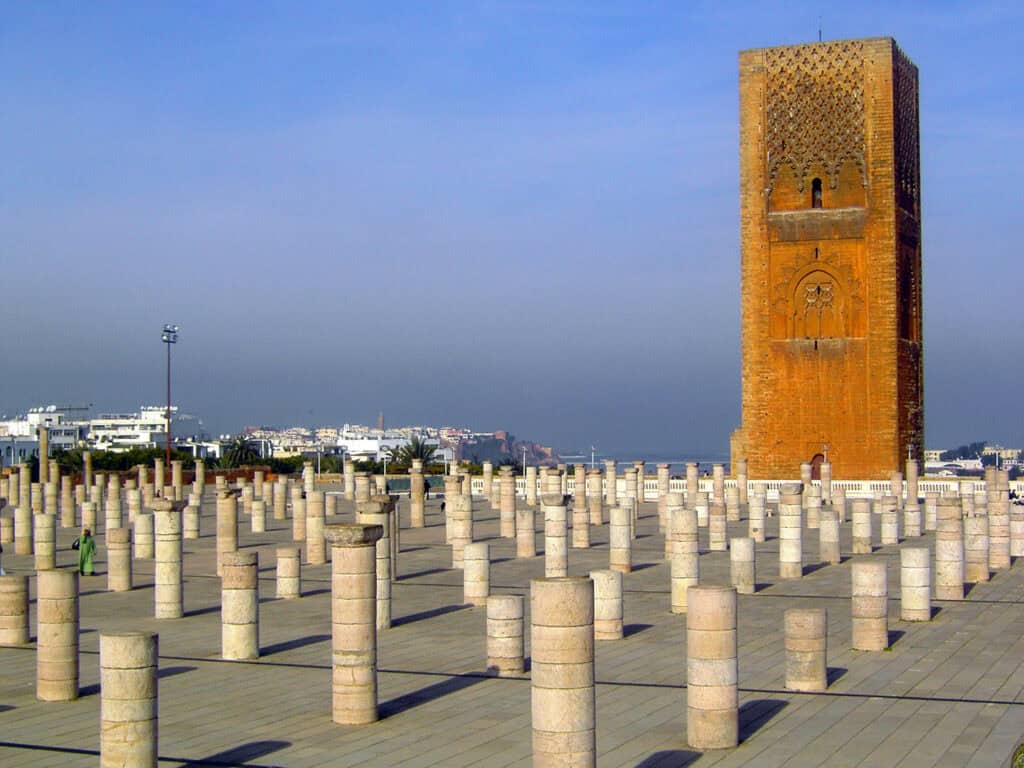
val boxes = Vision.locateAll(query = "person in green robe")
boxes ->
[72,528,96,576]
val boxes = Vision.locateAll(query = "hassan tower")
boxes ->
[730,38,923,479]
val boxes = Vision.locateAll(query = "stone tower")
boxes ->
[731,38,922,479]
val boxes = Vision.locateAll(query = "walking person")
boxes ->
[72,528,96,576]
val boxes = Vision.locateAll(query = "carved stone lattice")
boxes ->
[765,41,866,193]
[893,46,920,214]
[771,250,863,340]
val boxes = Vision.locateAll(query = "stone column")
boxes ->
[183,504,199,540]
[531,576,595,767]
[851,499,873,554]
[306,491,326,565]
[273,478,287,521]
[498,466,515,538]
[935,498,965,600]
[249,499,265,534]
[60,476,75,528]
[604,460,616,507]
[44,481,58,518]
[0,574,30,645]
[724,486,740,523]
[960,490,975,517]
[84,450,93,490]
[729,537,755,594]
[355,499,395,629]
[880,495,899,545]
[669,505,699,614]
[988,491,1011,571]
[778,484,803,579]
[18,463,31,510]
[623,467,637,514]
[695,491,709,528]
[586,469,603,526]
[303,461,315,495]
[107,527,132,592]
[171,460,183,501]
[291,489,306,542]
[748,492,766,543]
[354,473,371,504]
[573,461,587,512]
[31,482,42,513]
[216,490,239,576]
[609,504,631,573]
[153,459,164,496]
[450,492,473,569]
[134,513,154,559]
[784,608,827,692]
[571,481,590,549]
[481,461,493,503]
[152,500,184,620]
[34,513,56,570]
[194,459,205,498]
[686,585,738,750]
[800,463,812,504]
[709,501,727,552]
[100,631,157,768]
[526,466,538,507]
[14,506,32,555]
[964,514,990,583]
[486,594,524,676]
[805,486,822,529]
[276,546,301,599]
[851,558,888,651]
[38,426,49,484]
[831,487,847,523]
[325,524,382,725]
[137,465,148,495]
[819,508,841,565]
[543,495,568,578]
[0,516,11,546]
[664,492,684,557]
[634,461,646,502]
[735,458,748,505]
[516,498,536,558]
[463,542,489,606]
[590,569,623,640]
[410,461,426,528]
[105,484,123,532]
[819,461,832,504]
[890,471,904,509]
[75,482,86,509]
[712,464,725,505]
[253,469,265,500]
[126,488,142,527]
[37,569,79,700]
[221,551,259,660]
[240,484,254,518]
[686,462,699,510]
[900,547,931,621]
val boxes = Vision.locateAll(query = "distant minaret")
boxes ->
[377,411,385,433]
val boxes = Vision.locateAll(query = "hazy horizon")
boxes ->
[3,2,1022,456]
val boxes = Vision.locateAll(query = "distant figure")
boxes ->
[72,528,96,576]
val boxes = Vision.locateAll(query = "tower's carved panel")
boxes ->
[765,40,866,193]
[893,46,920,214]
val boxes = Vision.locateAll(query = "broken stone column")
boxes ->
[355,499,395,629]
[695,491,709,528]
[153,460,164,496]
[656,463,671,531]
[604,460,617,507]
[410,461,426,528]
[463,542,489,606]
[253,469,265,500]
[819,508,841,565]
[241,484,254,518]
[590,569,623,640]
[735,458,748,506]
[730,537,755,594]
[988,491,1011,571]
[31,482,42,513]
[486,594,524,676]
[194,459,205,498]
[712,464,725,505]
[59,477,75,527]
[450,492,474,569]
[126,488,142,527]
[879,495,899,545]
[18,463,31,510]
[183,504,199,540]
[134,513,154,559]
[105,484,123,532]
[107,527,132,592]
[831,487,847,523]
[531,576,595,767]
[805,486,822,529]
[38,427,49,484]
[442,475,459,543]
[171,460,183,501]
[964,514,990,583]
[778,484,803,579]
[34,513,56,570]
[84,450,93,490]
[571,480,590,549]
[325,524,382,725]
[303,462,315,495]
[354,473,371,504]
[925,492,939,533]
[851,558,888,651]
[670,504,699,614]
[481,461,493,503]
[820,461,832,504]
[890,471,904,509]
[100,631,158,768]
[273,478,288,521]
[724,486,740,524]
[543,495,569,578]
[686,462,699,510]
[665,492,685,558]
[516,498,536,558]
[498,466,516,538]
[291,488,306,542]
[526,465,538,507]
[851,499,873,554]
[44,481,58,518]
[216,490,239,576]
[586,469,603,526]
[0,516,11,545]
[609,503,631,573]
[709,501,727,552]
[306,491,326,565]
[221,551,259,660]
[16,506,35,554]
[800,463,812,504]
[935,498,965,600]
[686,585,738,750]
[900,547,931,621]
[784,608,827,692]
[624,465,638,508]
[154,500,183,619]
[0,574,29,645]
[251,499,266,534]
[748,491,766,543]
[276,546,301,599]
[37,569,79,700]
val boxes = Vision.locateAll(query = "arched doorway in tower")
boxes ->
[809,453,825,481]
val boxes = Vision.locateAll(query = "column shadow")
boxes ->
[379,674,487,718]
[261,634,330,656]
[826,667,848,686]
[179,739,291,766]
[623,623,653,638]
[392,604,469,627]
[635,750,700,767]
[888,629,906,647]
[399,567,450,580]
[738,698,788,742]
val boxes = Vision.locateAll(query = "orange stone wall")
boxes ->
[731,38,923,480]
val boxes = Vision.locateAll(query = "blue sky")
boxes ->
[2,1,1021,455]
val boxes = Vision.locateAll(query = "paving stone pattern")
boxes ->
[2,490,1024,767]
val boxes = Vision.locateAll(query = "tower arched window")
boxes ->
[811,177,823,208]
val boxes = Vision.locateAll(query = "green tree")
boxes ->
[394,436,437,466]
[221,437,261,469]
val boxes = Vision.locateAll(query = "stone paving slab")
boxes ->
[2,489,1024,766]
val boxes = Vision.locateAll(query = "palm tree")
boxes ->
[221,436,261,468]
[394,436,437,466]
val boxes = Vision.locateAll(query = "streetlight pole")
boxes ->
[161,324,179,485]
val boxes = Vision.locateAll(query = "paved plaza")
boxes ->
[2,490,1024,767]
